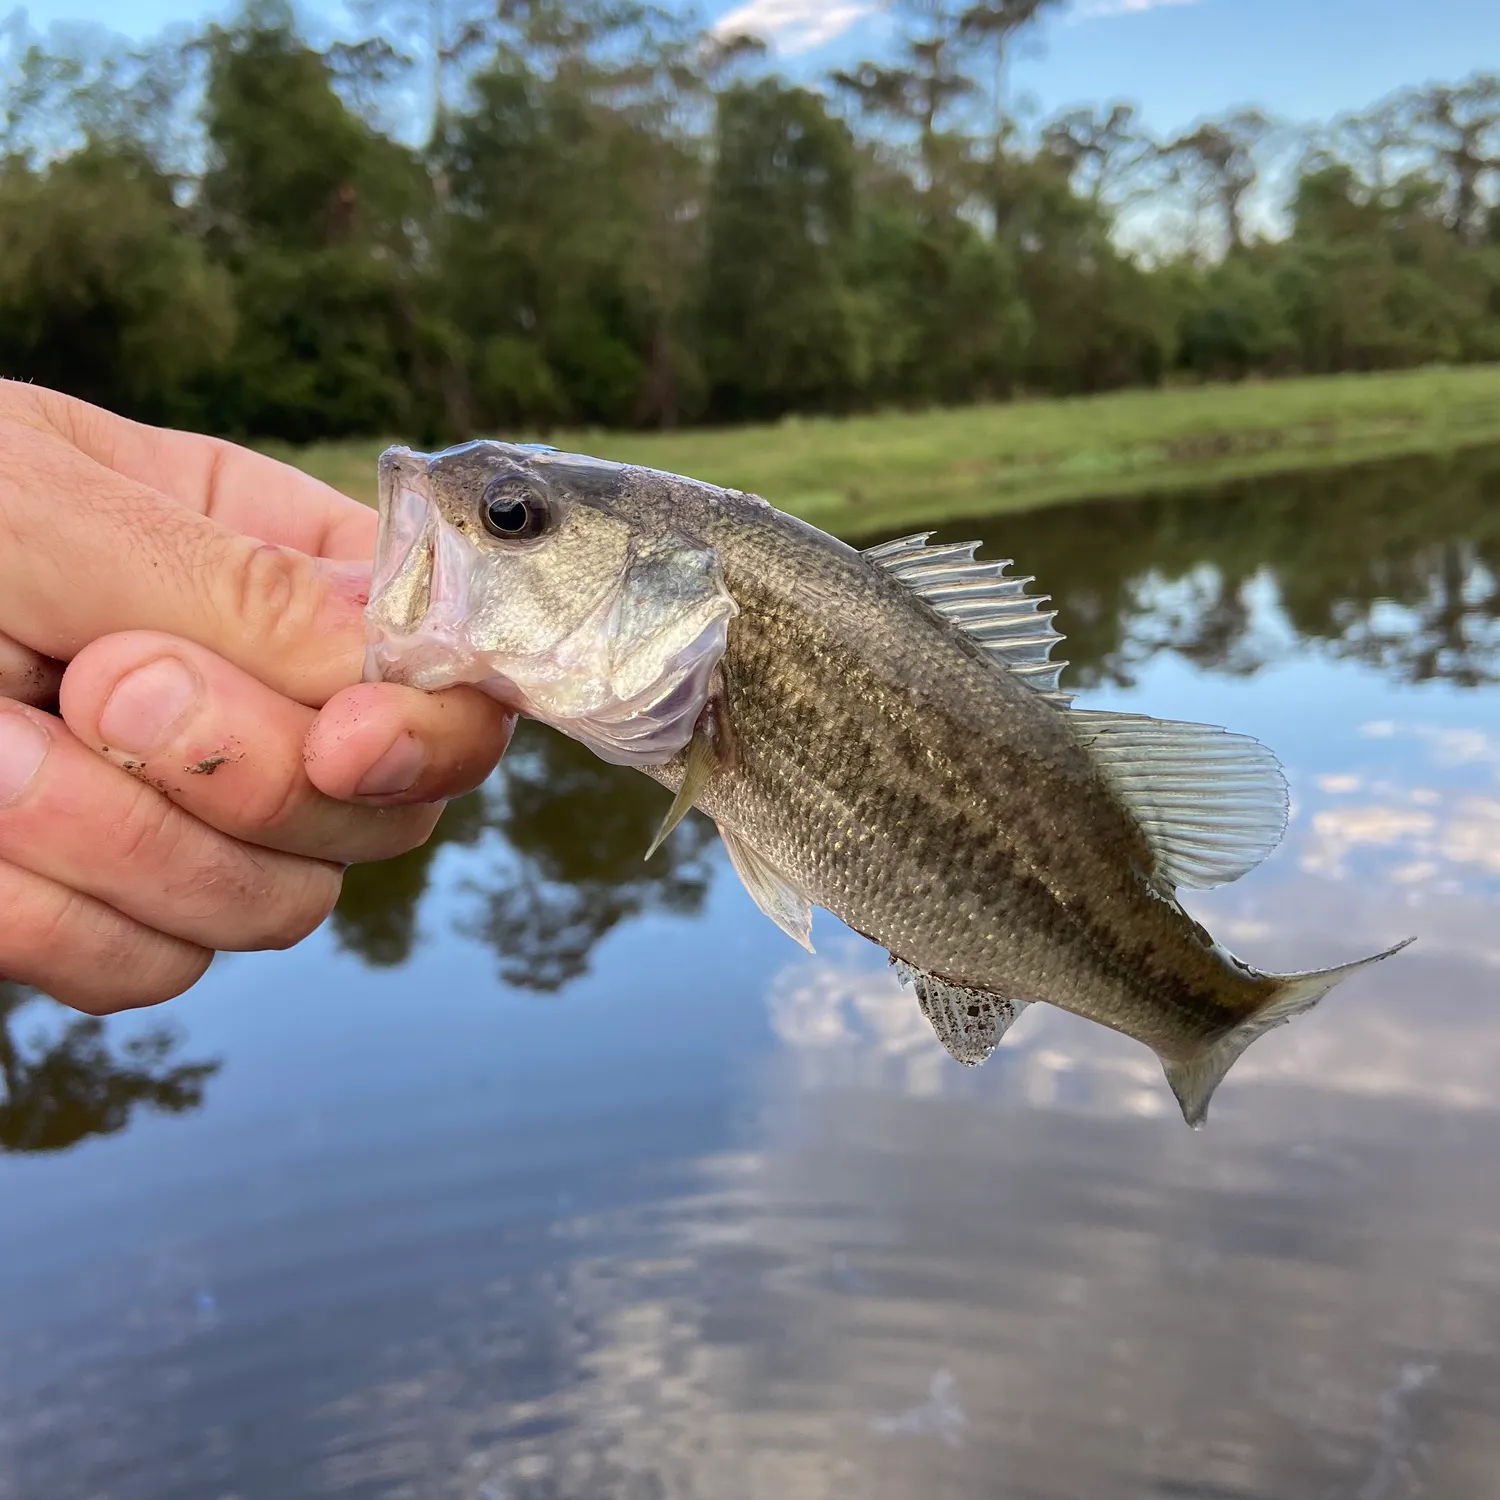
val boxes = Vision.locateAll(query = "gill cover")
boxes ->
[362,443,738,768]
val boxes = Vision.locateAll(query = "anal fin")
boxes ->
[892,958,1030,1065]
[719,827,815,952]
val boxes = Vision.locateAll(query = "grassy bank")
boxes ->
[274,364,1500,535]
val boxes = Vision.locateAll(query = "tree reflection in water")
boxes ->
[461,726,716,992]
[330,724,715,991]
[926,443,1500,691]
[0,980,220,1155]
[330,785,492,967]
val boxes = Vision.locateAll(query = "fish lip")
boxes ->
[377,444,429,487]
[364,467,508,697]
[366,454,450,686]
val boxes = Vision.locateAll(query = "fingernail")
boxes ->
[99,657,198,756]
[356,732,424,797]
[0,711,48,806]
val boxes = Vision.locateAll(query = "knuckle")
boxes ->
[103,779,182,870]
[29,878,97,956]
[233,759,308,838]
[250,862,343,952]
[226,542,312,649]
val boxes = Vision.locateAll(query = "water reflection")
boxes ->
[331,723,716,991]
[460,729,716,993]
[3,448,1499,1500]
[0,980,219,1154]
[871,444,1499,691]
[330,785,491,967]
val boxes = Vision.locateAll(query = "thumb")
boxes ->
[0,414,373,706]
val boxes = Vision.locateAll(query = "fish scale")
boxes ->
[638,502,1267,1050]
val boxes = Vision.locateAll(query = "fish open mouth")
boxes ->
[362,453,505,697]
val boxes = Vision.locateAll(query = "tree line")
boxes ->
[1,0,1498,444]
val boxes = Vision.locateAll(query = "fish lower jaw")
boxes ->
[363,631,495,695]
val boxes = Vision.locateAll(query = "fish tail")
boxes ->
[1162,936,1417,1129]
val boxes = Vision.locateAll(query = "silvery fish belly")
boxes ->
[363,440,1414,1127]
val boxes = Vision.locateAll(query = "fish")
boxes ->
[362,440,1415,1127]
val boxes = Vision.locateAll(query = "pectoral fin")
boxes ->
[644,673,739,861]
[645,731,718,860]
[719,828,815,952]
[892,959,1029,1065]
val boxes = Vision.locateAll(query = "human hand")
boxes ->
[0,381,515,1014]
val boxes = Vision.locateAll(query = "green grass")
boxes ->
[270,364,1500,536]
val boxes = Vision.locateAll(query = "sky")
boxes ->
[7,0,1497,140]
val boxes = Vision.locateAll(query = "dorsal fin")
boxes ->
[863,533,1071,706]
[1069,709,1290,892]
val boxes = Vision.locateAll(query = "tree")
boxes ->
[701,80,860,419]
[196,3,437,439]
[1405,75,1500,243]
[0,144,235,425]
[1159,108,1273,254]
[832,0,975,206]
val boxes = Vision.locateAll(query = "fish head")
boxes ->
[363,440,737,767]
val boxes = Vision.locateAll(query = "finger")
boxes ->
[303,682,516,804]
[0,858,212,1015]
[2,379,377,558]
[60,632,504,861]
[0,629,63,708]
[0,701,343,953]
[0,410,373,704]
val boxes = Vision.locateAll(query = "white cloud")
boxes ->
[1317,773,1363,795]
[1069,0,1198,18]
[710,0,877,53]
[1440,797,1500,875]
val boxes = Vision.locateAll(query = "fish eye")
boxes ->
[480,473,551,541]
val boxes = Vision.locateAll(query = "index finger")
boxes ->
[0,408,371,705]
[0,380,376,560]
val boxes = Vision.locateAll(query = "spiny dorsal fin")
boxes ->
[718,826,815,952]
[1069,709,1289,892]
[862,533,1071,706]
[891,958,1029,1065]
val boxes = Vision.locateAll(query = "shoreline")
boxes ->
[274,364,1500,536]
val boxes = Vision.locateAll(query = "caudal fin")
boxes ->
[1162,936,1417,1129]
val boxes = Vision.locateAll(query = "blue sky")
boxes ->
[10,0,1497,139]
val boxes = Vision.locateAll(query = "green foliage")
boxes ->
[0,144,234,422]
[194,5,435,439]
[701,80,861,419]
[0,0,1497,441]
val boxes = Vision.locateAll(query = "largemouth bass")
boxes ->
[363,441,1414,1126]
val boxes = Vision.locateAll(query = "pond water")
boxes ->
[2,447,1498,1500]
